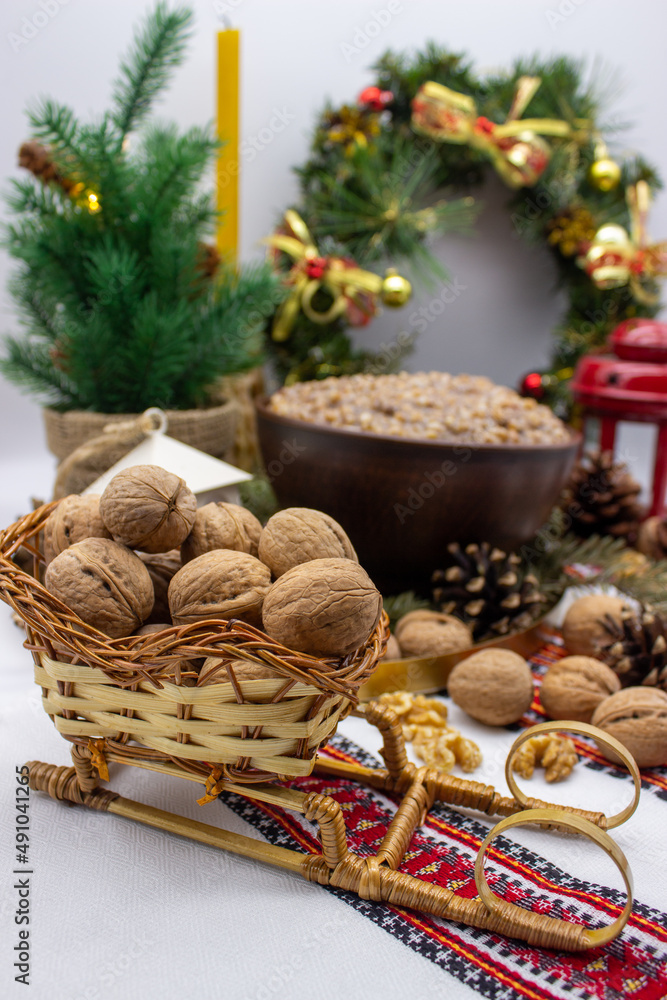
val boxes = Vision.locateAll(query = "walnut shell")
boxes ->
[636,515,667,562]
[137,549,182,622]
[136,623,171,636]
[261,557,381,657]
[44,494,112,564]
[181,502,263,563]
[394,610,472,657]
[539,656,621,723]
[591,687,667,768]
[45,538,154,638]
[100,464,197,554]
[258,508,357,578]
[447,648,534,726]
[168,550,271,627]
[198,657,283,684]
[561,594,627,657]
[380,634,402,661]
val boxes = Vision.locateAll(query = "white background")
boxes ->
[0,7,666,996]
[0,0,667,517]
[1,0,667,522]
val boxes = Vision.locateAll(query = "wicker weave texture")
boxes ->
[35,654,350,776]
[0,503,387,782]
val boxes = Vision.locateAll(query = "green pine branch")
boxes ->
[2,3,282,414]
[111,1,192,144]
[1,337,81,408]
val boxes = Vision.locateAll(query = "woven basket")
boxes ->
[0,502,387,784]
[43,399,239,462]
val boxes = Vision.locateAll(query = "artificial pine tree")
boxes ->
[1,3,281,415]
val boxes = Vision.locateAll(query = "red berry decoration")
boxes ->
[305,257,328,280]
[358,86,393,112]
[520,371,546,400]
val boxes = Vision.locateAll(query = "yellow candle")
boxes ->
[216,28,240,264]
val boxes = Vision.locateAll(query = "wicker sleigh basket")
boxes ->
[0,502,639,951]
[0,501,387,788]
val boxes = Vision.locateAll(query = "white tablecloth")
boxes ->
[1,413,665,1000]
[2,599,666,1000]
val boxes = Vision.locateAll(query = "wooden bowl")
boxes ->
[255,399,581,593]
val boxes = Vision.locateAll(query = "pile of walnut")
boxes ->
[376,692,482,774]
[540,592,667,769]
[43,464,382,662]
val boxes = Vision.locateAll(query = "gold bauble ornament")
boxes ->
[593,223,631,247]
[587,157,622,193]
[381,268,412,307]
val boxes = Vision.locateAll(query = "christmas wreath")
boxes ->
[263,44,666,411]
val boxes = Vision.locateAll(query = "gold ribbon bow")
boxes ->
[411,77,584,188]
[580,181,667,303]
[264,210,396,342]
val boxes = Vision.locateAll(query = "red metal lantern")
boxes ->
[571,319,667,516]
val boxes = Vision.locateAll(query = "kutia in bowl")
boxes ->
[256,371,581,593]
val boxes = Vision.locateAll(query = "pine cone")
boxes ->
[637,516,667,562]
[431,542,547,641]
[197,241,221,280]
[560,450,644,541]
[598,605,667,689]
[18,141,78,194]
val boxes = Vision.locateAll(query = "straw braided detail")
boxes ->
[25,761,119,810]
[303,793,349,867]
[376,769,434,868]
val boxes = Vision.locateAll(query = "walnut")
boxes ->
[138,549,181,622]
[261,557,381,657]
[539,656,621,723]
[45,537,154,638]
[181,502,262,563]
[636,515,667,562]
[258,508,357,579]
[100,464,197,554]
[561,594,628,657]
[413,728,482,772]
[379,633,402,661]
[168,550,271,628]
[198,657,283,685]
[394,610,472,657]
[136,623,171,635]
[43,494,112,564]
[376,692,481,773]
[591,687,667,768]
[512,734,578,782]
[447,648,534,726]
